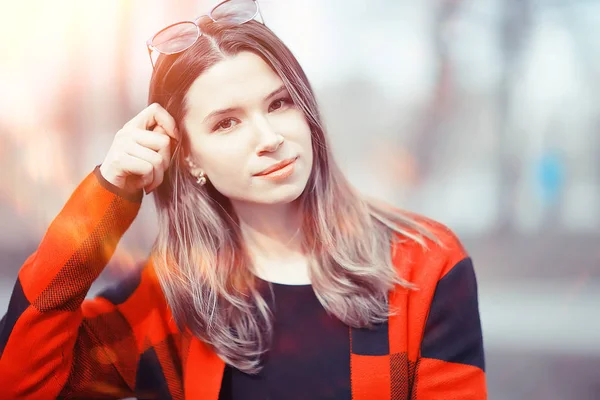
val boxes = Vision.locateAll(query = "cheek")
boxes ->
[277,111,312,144]
[189,138,249,179]
[297,119,314,156]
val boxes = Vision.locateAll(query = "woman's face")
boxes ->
[182,51,313,206]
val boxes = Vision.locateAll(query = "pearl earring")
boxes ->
[186,157,207,186]
[196,172,207,186]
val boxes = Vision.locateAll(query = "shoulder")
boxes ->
[386,211,483,354]
[387,209,472,288]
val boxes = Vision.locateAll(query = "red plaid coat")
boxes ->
[0,167,487,399]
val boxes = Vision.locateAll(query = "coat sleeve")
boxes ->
[413,256,488,399]
[0,167,174,399]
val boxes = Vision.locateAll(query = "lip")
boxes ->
[254,157,297,176]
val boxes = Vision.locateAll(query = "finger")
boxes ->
[153,125,173,171]
[151,105,179,141]
[125,142,165,192]
[119,154,154,189]
[127,103,178,141]
[132,150,164,193]
[125,142,164,171]
[130,128,171,153]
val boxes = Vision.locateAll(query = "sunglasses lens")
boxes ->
[152,21,199,54]
[211,0,257,24]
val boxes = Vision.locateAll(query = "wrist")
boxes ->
[95,165,143,202]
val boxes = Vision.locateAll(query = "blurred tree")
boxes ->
[114,0,195,122]
[115,0,136,123]
[559,3,600,227]
[412,0,463,181]
[496,0,532,234]
[53,5,88,174]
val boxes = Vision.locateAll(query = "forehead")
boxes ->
[185,51,283,116]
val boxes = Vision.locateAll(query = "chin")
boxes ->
[223,168,312,206]
[256,183,306,205]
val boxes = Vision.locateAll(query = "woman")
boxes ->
[0,0,487,398]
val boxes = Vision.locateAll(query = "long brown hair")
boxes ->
[148,19,434,373]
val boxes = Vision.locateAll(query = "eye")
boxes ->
[268,97,292,112]
[212,118,239,132]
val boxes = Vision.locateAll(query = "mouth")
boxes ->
[254,157,297,176]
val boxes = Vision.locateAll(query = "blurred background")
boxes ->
[1,0,599,398]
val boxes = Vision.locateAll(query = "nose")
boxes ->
[254,115,284,155]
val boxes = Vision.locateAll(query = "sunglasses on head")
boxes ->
[146,0,265,69]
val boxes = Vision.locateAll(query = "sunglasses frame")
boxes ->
[146,0,265,69]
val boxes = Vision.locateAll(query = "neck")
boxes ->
[231,200,305,263]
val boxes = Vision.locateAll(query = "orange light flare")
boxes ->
[1,1,150,274]
[0,1,114,224]
[368,142,420,189]
[107,245,151,278]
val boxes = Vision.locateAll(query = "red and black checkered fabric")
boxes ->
[0,167,487,399]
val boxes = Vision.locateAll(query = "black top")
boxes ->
[218,279,351,400]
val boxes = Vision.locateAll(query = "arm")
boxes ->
[0,167,169,399]
[414,257,487,399]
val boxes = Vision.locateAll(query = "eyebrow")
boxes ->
[202,85,288,124]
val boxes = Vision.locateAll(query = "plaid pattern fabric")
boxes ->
[0,167,487,399]
[351,226,487,399]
